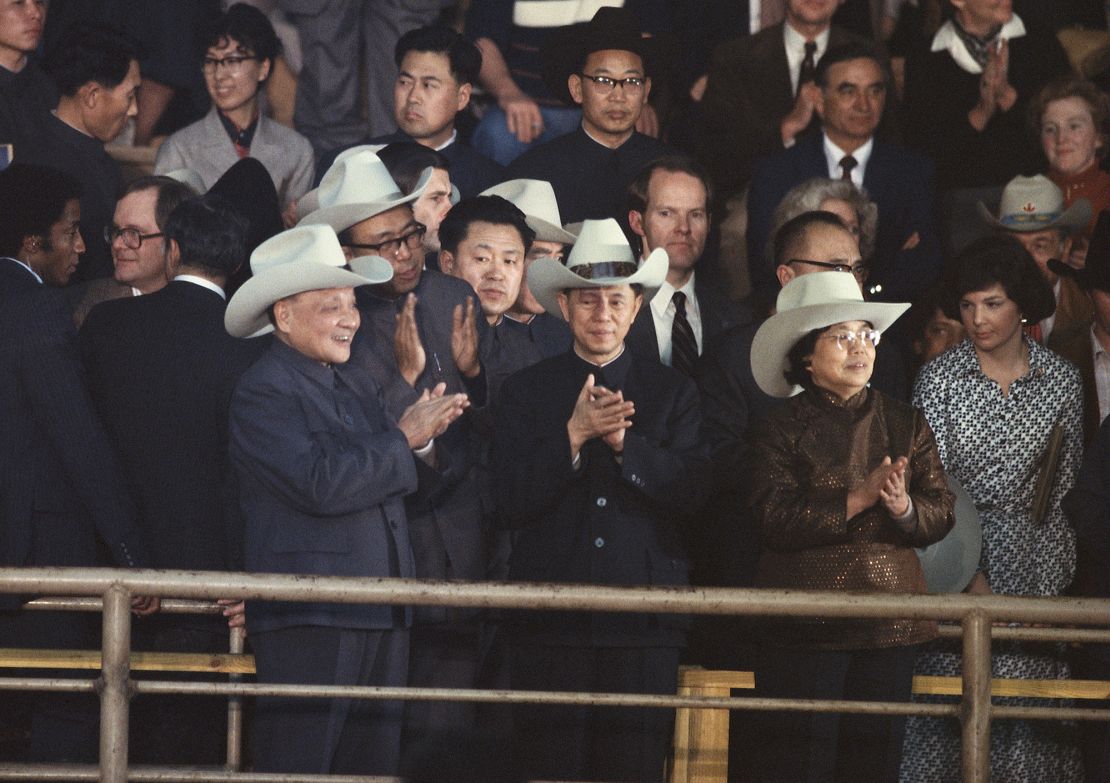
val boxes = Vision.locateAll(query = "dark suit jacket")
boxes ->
[79,280,266,576]
[695,23,869,199]
[0,259,150,610]
[494,347,710,646]
[230,339,417,633]
[746,132,942,306]
[1053,325,1100,444]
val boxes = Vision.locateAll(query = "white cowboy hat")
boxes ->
[751,272,910,398]
[298,149,432,233]
[977,174,1092,233]
[225,224,393,338]
[916,474,982,593]
[527,218,667,318]
[161,167,207,195]
[480,179,578,244]
[296,144,389,217]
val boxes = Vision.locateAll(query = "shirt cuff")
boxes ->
[571,452,582,471]
[891,496,916,532]
[413,438,435,458]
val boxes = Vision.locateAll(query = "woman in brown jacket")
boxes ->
[741,271,954,783]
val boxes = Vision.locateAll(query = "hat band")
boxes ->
[1000,211,1061,227]
[568,262,639,279]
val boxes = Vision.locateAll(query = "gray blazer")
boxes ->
[155,107,315,208]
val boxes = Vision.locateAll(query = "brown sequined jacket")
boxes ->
[746,387,955,650]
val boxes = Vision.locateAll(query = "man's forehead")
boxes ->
[568,283,636,298]
[401,49,453,77]
[828,57,883,85]
[583,49,644,74]
[350,205,415,238]
[799,224,860,258]
[648,169,707,205]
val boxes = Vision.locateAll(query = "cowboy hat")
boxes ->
[977,174,1091,233]
[528,217,667,318]
[1049,209,1110,291]
[161,167,207,195]
[225,224,393,338]
[298,149,432,233]
[481,179,578,244]
[751,272,910,398]
[915,474,983,593]
[297,144,388,217]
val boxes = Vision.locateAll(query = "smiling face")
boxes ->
[273,287,360,365]
[567,49,650,148]
[31,198,85,286]
[817,57,885,152]
[1041,96,1102,178]
[630,169,709,283]
[344,205,422,298]
[558,284,642,364]
[958,282,1024,355]
[410,167,453,252]
[805,319,875,399]
[0,0,45,70]
[440,220,526,323]
[394,50,469,148]
[111,187,166,293]
[203,36,269,118]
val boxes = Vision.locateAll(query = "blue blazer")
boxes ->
[746,133,941,307]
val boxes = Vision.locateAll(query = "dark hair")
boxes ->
[394,26,482,85]
[947,235,1056,323]
[44,24,139,97]
[0,163,83,257]
[202,3,281,65]
[784,328,823,390]
[815,41,887,88]
[439,195,535,255]
[626,155,714,216]
[1028,77,1110,161]
[163,194,249,278]
[905,284,953,345]
[772,210,852,268]
[377,142,451,195]
[119,176,199,231]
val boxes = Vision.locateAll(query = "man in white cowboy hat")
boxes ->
[493,218,711,782]
[980,173,1093,350]
[225,224,468,775]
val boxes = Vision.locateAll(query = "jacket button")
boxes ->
[594,537,605,548]
[596,497,607,508]
[344,414,354,425]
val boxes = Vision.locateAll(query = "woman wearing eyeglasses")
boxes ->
[154,4,313,222]
[902,236,1084,782]
[740,271,954,782]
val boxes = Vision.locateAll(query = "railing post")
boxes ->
[226,626,245,770]
[99,583,131,783]
[960,610,992,783]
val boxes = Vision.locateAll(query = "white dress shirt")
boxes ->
[930,14,1026,75]
[173,274,227,300]
[822,134,873,189]
[649,271,702,367]
[784,23,831,95]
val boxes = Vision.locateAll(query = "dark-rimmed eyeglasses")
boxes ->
[578,74,647,94]
[787,258,869,281]
[103,226,164,249]
[202,55,258,75]
[344,223,426,257]
[820,328,881,349]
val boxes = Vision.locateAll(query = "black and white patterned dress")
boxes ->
[901,337,1084,782]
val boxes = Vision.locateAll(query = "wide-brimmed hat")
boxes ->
[528,217,667,318]
[481,179,578,244]
[298,149,431,233]
[1049,209,1110,291]
[297,144,388,217]
[751,272,910,398]
[225,224,393,338]
[977,174,1091,233]
[541,6,660,105]
[915,474,982,593]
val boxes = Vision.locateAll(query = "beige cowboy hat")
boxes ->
[751,272,910,398]
[296,144,387,217]
[225,224,393,338]
[916,474,983,594]
[298,148,432,233]
[481,179,578,244]
[527,217,667,318]
[977,174,1091,233]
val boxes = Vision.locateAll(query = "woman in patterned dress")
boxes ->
[901,235,1085,782]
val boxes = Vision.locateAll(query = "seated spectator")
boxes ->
[0,0,54,163]
[155,3,314,218]
[377,142,456,268]
[905,284,967,372]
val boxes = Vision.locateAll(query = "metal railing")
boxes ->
[1,567,1109,782]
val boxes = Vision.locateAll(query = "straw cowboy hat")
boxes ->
[481,179,578,244]
[225,224,392,338]
[527,217,667,318]
[977,174,1091,233]
[297,149,431,233]
[751,272,910,398]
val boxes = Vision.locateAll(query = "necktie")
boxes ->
[840,155,858,183]
[671,291,697,376]
[798,41,818,96]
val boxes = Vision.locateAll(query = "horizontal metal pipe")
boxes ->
[24,597,222,615]
[992,704,1110,722]
[0,677,98,693]
[936,624,1110,643]
[0,767,397,782]
[3,567,1109,626]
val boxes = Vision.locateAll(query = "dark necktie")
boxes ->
[671,291,697,376]
[840,155,858,183]
[798,41,818,96]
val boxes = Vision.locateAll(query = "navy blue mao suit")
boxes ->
[229,339,417,775]
[494,346,710,781]
[746,133,941,308]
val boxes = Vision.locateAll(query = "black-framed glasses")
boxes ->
[787,258,869,281]
[345,223,426,257]
[103,226,164,249]
[578,74,647,94]
[202,55,257,75]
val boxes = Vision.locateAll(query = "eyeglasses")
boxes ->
[578,74,647,94]
[202,55,257,76]
[345,223,427,257]
[103,226,164,249]
[787,258,869,281]
[821,328,881,349]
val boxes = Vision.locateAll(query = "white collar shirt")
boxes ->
[173,274,226,300]
[784,23,831,95]
[823,134,873,188]
[930,14,1027,75]
[649,270,702,366]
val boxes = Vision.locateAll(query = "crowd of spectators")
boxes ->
[3,0,1110,781]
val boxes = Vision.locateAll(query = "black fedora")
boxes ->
[1048,209,1110,292]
